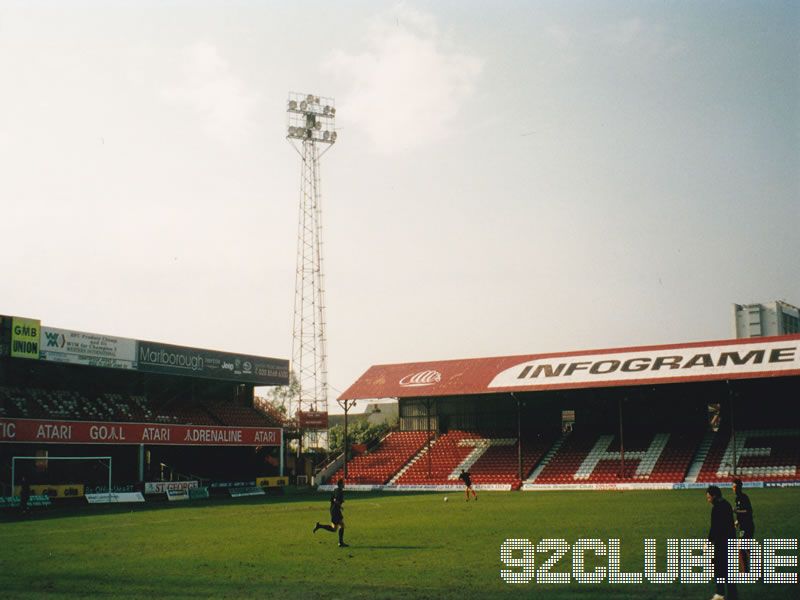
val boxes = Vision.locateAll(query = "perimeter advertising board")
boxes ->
[137,341,289,385]
[40,326,137,370]
[13,484,85,498]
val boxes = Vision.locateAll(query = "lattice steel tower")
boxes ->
[286,92,337,450]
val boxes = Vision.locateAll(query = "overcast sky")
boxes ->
[1,1,798,412]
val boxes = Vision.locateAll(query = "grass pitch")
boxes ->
[1,488,798,599]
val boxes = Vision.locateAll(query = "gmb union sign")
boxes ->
[0,418,282,446]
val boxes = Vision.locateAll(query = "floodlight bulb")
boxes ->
[300,101,307,110]
[323,131,330,140]
[330,107,336,116]
[330,131,337,141]
[314,122,321,130]
[324,105,331,114]
[289,100,297,110]
[306,94,314,103]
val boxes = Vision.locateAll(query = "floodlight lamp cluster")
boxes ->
[286,93,337,144]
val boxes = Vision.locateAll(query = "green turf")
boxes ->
[1,489,798,599]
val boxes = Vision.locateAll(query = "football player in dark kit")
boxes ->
[459,469,477,501]
[19,476,31,517]
[313,479,348,547]
[706,485,738,600]
[732,478,755,569]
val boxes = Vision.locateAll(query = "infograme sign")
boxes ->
[40,326,137,370]
[137,341,289,385]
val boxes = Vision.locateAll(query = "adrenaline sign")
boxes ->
[0,418,282,446]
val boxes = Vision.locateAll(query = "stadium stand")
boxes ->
[391,430,555,487]
[531,428,703,484]
[253,396,287,426]
[328,431,431,485]
[696,428,800,482]
[202,401,279,428]
[325,424,800,488]
[0,385,280,428]
[392,430,482,485]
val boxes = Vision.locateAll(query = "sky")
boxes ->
[1,1,798,413]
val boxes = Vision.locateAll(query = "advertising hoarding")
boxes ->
[14,483,85,498]
[40,326,137,370]
[2,316,289,386]
[137,341,289,385]
[0,418,282,446]
[298,410,329,429]
[10,317,40,359]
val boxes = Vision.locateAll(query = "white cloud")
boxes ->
[161,42,259,145]
[325,4,483,153]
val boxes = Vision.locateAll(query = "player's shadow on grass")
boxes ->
[351,545,438,550]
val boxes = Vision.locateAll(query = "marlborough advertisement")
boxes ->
[136,341,289,385]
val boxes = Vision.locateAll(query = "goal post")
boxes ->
[11,456,112,501]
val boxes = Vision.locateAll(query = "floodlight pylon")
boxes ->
[286,92,336,453]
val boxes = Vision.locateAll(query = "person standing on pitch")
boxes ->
[732,478,755,570]
[706,485,738,600]
[459,469,477,502]
[19,476,31,517]
[313,479,348,547]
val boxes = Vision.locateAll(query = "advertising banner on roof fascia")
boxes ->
[0,418,282,446]
[40,326,137,370]
[136,341,289,385]
[10,317,40,359]
[488,339,800,391]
